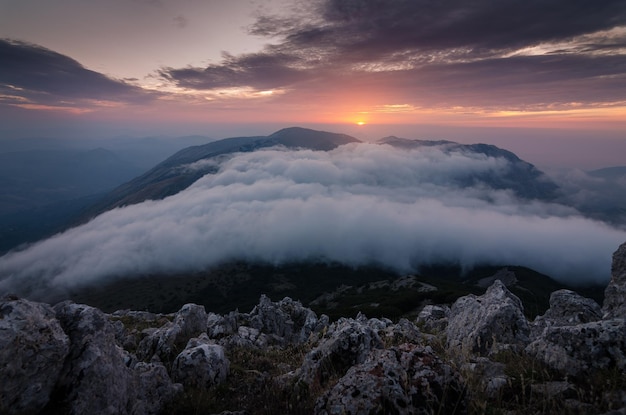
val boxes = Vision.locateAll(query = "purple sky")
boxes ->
[1,0,626,168]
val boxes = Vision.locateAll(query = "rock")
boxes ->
[446,280,530,356]
[298,316,384,386]
[247,295,325,344]
[462,357,509,399]
[604,241,626,319]
[382,318,422,344]
[530,289,602,339]
[314,343,466,415]
[131,362,183,415]
[525,318,626,376]
[207,311,239,339]
[416,304,450,333]
[0,296,70,415]
[53,302,179,415]
[53,301,135,415]
[137,303,208,362]
[172,333,230,388]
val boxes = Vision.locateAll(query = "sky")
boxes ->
[1,0,626,168]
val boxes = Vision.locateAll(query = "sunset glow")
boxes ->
[0,0,625,166]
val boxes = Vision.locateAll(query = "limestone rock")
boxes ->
[604,241,626,319]
[446,280,530,356]
[131,362,183,415]
[462,357,509,399]
[137,303,208,362]
[416,304,450,333]
[247,295,325,344]
[314,343,466,415]
[172,333,230,388]
[525,318,626,376]
[530,289,602,339]
[0,296,70,415]
[53,301,134,415]
[298,316,384,386]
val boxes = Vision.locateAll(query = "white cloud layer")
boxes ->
[1,143,625,297]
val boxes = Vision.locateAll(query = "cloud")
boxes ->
[160,0,626,110]
[0,39,156,110]
[1,143,624,299]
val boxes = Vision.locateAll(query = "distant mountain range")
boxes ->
[77,127,557,224]
[1,126,624,257]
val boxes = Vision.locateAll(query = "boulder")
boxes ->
[137,303,208,362]
[53,302,180,415]
[416,304,450,333]
[0,296,70,415]
[525,318,626,376]
[53,301,135,415]
[603,241,626,319]
[446,280,530,356]
[172,334,230,388]
[530,289,602,339]
[131,362,183,415]
[247,295,325,344]
[298,316,384,386]
[314,343,466,415]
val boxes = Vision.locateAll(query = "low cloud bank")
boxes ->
[1,143,624,297]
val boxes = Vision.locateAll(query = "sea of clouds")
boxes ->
[1,142,625,298]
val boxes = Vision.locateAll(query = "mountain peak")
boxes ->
[269,127,360,150]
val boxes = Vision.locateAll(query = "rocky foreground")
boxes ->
[2,242,626,415]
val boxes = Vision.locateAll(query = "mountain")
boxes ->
[78,127,360,222]
[379,136,558,200]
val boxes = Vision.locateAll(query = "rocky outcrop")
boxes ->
[248,295,324,344]
[206,296,328,349]
[446,280,530,356]
[416,304,450,333]
[298,314,384,385]
[0,296,69,415]
[315,343,466,415]
[526,318,626,376]
[137,303,207,362]
[603,241,626,319]
[52,302,180,415]
[530,289,602,339]
[2,241,626,415]
[172,334,229,388]
[52,302,134,414]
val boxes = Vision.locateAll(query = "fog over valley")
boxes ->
[1,131,625,300]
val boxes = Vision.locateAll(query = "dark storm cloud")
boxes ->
[161,0,626,108]
[0,39,155,107]
[159,51,308,90]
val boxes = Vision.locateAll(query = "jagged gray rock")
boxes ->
[247,295,325,344]
[525,318,626,376]
[206,296,329,348]
[53,301,134,415]
[298,316,384,386]
[462,357,509,399]
[172,333,229,388]
[446,280,530,356]
[530,289,602,339]
[416,304,450,333]
[604,241,626,319]
[53,302,180,415]
[131,362,183,415]
[0,296,70,415]
[137,303,208,362]
[314,343,466,415]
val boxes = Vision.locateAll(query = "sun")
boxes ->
[356,121,366,126]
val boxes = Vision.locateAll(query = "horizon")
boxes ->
[1,1,626,169]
